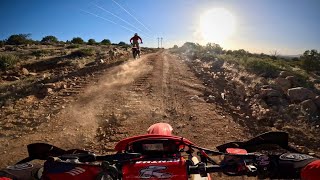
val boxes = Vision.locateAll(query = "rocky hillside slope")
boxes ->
[172,45,320,155]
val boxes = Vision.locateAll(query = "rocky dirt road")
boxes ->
[0,51,246,170]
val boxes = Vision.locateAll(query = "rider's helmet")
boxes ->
[134,33,138,36]
[147,123,173,136]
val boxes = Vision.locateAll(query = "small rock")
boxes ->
[21,68,29,75]
[46,88,53,94]
[279,71,292,78]
[60,83,67,89]
[301,99,318,115]
[272,77,291,92]
[4,76,20,81]
[286,76,299,87]
[44,83,56,89]
[287,87,316,102]
[314,96,320,109]
[260,88,282,97]
[221,93,225,100]
[28,72,37,76]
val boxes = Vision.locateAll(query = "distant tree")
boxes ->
[41,35,58,44]
[101,39,111,45]
[71,37,85,44]
[66,40,71,44]
[233,49,248,57]
[205,43,223,54]
[300,49,320,71]
[226,50,233,55]
[6,34,33,45]
[180,42,200,52]
[87,39,97,45]
[118,41,127,46]
[173,45,178,49]
[270,50,279,59]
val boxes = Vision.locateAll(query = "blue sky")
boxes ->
[0,0,319,54]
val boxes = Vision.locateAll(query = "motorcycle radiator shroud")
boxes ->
[122,157,188,180]
[116,134,192,180]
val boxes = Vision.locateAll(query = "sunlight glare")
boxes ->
[200,8,236,44]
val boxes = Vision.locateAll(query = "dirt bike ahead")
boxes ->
[131,43,141,59]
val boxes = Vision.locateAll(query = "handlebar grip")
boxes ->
[265,153,319,179]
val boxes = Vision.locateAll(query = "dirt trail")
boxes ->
[0,51,245,168]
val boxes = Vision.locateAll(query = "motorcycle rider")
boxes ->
[147,122,173,135]
[130,33,143,50]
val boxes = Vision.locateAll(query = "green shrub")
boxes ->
[41,35,58,44]
[31,49,53,58]
[118,41,127,46]
[66,44,80,49]
[70,48,95,58]
[0,54,19,70]
[101,39,111,45]
[87,39,97,45]
[6,34,33,45]
[200,53,217,62]
[245,59,279,78]
[300,50,320,72]
[71,37,85,44]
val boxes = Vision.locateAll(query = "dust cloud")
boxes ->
[56,56,153,143]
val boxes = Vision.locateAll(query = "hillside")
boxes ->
[171,42,320,154]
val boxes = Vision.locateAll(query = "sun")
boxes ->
[199,8,236,44]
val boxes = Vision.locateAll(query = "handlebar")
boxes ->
[188,152,318,179]
[189,164,223,176]
[188,162,257,177]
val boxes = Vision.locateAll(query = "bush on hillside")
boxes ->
[31,49,54,58]
[41,35,58,44]
[0,54,19,70]
[245,59,279,78]
[71,37,85,44]
[66,44,80,49]
[87,39,97,45]
[101,39,111,45]
[118,41,127,46]
[300,49,320,72]
[6,34,33,45]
